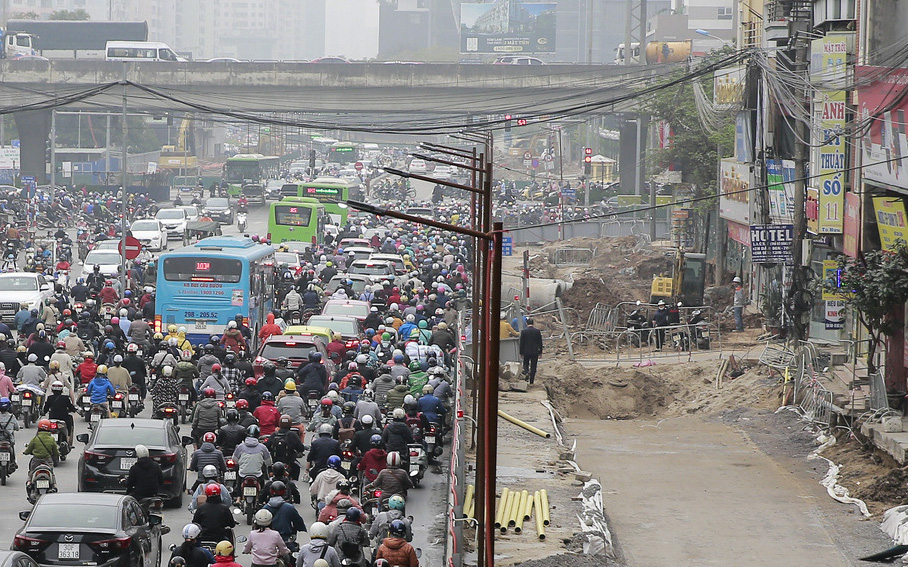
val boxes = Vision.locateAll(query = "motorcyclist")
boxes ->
[170,524,215,567]
[152,365,179,413]
[416,384,446,425]
[189,431,227,490]
[382,408,414,456]
[363,452,412,505]
[107,355,132,392]
[220,321,248,354]
[370,494,413,544]
[188,464,232,513]
[259,461,301,505]
[265,415,306,475]
[197,344,220,383]
[374,519,418,567]
[310,455,347,505]
[385,376,410,409]
[297,522,341,567]
[175,350,200,402]
[318,479,362,524]
[0,397,19,469]
[307,399,337,434]
[216,409,247,456]
[256,362,284,399]
[252,391,281,436]
[353,389,381,426]
[191,484,236,545]
[238,377,262,411]
[122,343,148,398]
[328,508,370,567]
[42,381,75,445]
[235,399,258,429]
[125,444,164,500]
[85,365,116,417]
[297,352,329,398]
[232,425,272,487]
[199,363,230,400]
[17,353,47,387]
[356,433,386,484]
[23,419,59,472]
[306,424,341,482]
[191,388,222,442]
[260,480,307,546]
[258,313,282,342]
[242,509,290,567]
[276,380,306,434]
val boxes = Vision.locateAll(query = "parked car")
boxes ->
[0,272,54,324]
[129,219,167,251]
[76,418,192,506]
[14,493,170,567]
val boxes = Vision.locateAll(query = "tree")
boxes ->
[823,244,908,388]
[11,12,40,19]
[49,9,90,20]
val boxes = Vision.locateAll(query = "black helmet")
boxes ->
[269,480,287,497]
[169,557,187,567]
[204,344,215,353]
[261,391,274,401]
[246,424,260,437]
[276,356,289,367]
[342,401,355,415]
[158,341,169,351]
[345,507,362,522]
[271,462,286,477]
[225,353,236,364]
[336,479,351,494]
[225,408,239,423]
[308,351,322,363]
[389,519,407,538]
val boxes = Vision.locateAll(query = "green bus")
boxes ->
[223,153,280,196]
[279,177,360,225]
[327,142,359,166]
[267,197,328,246]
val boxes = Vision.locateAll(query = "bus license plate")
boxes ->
[179,394,189,401]
[21,399,31,407]
[58,543,79,560]
[128,394,139,401]
[194,321,207,330]
[243,487,257,496]
[225,471,236,480]
[120,457,136,469]
[36,479,50,489]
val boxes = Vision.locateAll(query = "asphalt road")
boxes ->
[5,197,450,565]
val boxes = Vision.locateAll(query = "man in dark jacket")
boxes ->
[125,444,164,500]
[518,317,543,384]
[192,484,236,543]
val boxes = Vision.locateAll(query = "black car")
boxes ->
[202,197,234,224]
[0,551,40,567]
[76,418,193,507]
[13,493,170,567]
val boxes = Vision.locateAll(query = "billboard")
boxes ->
[719,158,752,225]
[460,0,556,54]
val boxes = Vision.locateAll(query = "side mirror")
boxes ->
[19,510,30,521]
[181,436,194,446]
[40,284,51,292]
[159,525,171,536]
[76,434,89,443]
[147,515,162,526]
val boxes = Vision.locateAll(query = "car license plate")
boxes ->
[225,471,236,480]
[194,321,207,330]
[426,436,435,444]
[179,394,189,401]
[128,394,139,401]
[58,543,79,560]
[36,479,50,489]
[0,452,9,462]
[111,401,123,409]
[21,399,31,407]
[120,457,136,469]
[243,487,257,496]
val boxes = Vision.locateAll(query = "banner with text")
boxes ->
[750,224,793,263]
[766,159,795,223]
[872,196,908,251]
[460,1,556,54]
[719,158,752,225]
[857,66,908,191]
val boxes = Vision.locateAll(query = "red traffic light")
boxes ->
[516,118,528,126]
[584,147,593,155]
[584,156,592,163]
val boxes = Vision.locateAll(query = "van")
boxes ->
[105,41,184,62]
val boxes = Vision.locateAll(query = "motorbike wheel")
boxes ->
[1,467,6,486]
[60,453,66,462]
[23,412,31,429]
[180,407,187,424]
[246,506,254,526]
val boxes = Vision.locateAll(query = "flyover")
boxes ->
[0,60,672,182]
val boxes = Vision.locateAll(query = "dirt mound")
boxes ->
[818,436,908,515]
[635,256,673,280]
[561,276,647,315]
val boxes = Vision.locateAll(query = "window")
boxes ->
[163,257,243,283]
[274,205,313,227]
[718,6,733,20]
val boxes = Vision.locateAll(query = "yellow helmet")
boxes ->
[167,324,177,334]
[214,541,234,557]
[96,365,108,375]
[49,360,60,371]
[284,379,297,391]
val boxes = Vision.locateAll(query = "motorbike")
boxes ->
[223,458,238,493]
[362,488,383,522]
[154,402,180,426]
[26,461,57,504]
[340,440,356,480]
[78,392,92,420]
[238,475,261,525]
[109,392,126,418]
[50,419,70,462]
[55,269,70,288]
[178,386,193,424]
[306,393,320,420]
[1,253,15,272]
[626,308,651,348]
[407,443,427,486]
[237,211,248,233]
[100,303,116,323]
[88,403,105,430]
[17,386,43,429]
[425,421,442,463]
[127,384,144,417]
[0,434,15,485]
[223,392,236,410]
[672,310,710,351]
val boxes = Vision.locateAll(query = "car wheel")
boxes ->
[167,482,184,508]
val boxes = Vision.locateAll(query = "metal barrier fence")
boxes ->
[869,370,888,412]
[506,218,670,245]
[577,303,617,343]
[445,311,469,567]
[552,247,596,266]
[612,304,723,362]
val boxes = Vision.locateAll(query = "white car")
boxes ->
[130,219,167,251]
[156,208,188,239]
[273,252,302,272]
[84,249,123,278]
[408,159,427,174]
[0,272,54,324]
[178,205,200,222]
[433,165,453,180]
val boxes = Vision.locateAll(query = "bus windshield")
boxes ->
[163,257,243,283]
[225,161,260,182]
[274,206,313,227]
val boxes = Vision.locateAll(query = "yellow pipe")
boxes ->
[466,497,475,520]
[498,409,551,438]
[515,490,529,533]
[463,484,475,519]
[499,491,516,533]
[522,489,534,521]
[540,489,550,526]
[534,491,545,540]
[494,488,510,528]
[511,490,527,527]
[506,488,521,529]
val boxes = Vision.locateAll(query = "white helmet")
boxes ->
[202,464,219,479]
[162,365,174,377]
[406,314,415,322]
[135,444,149,459]
[309,522,329,540]
[181,523,202,540]
[254,509,273,526]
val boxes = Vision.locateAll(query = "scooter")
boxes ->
[223,458,238,494]
[127,385,143,418]
[237,211,248,233]
[626,308,651,348]
[17,386,43,429]
[237,475,261,525]
[407,443,427,487]
[50,419,70,462]
[109,392,126,418]
[88,403,105,430]
[154,402,180,427]
[0,435,16,485]
[340,440,356,480]
[362,488,383,521]
[425,422,442,463]
[178,386,193,424]
[306,393,320,420]
[78,393,92,420]
[26,460,57,504]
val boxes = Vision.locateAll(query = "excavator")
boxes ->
[158,117,199,195]
[650,250,707,307]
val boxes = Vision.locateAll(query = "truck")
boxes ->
[3,20,148,59]
[615,39,718,65]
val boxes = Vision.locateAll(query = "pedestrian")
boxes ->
[732,276,745,332]
[518,318,543,384]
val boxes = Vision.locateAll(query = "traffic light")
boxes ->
[583,147,592,175]
[504,114,512,133]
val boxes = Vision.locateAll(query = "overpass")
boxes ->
[0,60,669,182]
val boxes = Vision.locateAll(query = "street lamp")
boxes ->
[695,28,733,46]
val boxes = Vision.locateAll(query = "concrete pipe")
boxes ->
[464,484,475,520]
[534,491,546,540]
[498,409,551,438]
[494,487,510,529]
[540,489,550,526]
[501,275,572,309]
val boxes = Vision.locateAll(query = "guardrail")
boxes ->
[445,311,469,567]
[552,247,596,266]
[612,305,723,363]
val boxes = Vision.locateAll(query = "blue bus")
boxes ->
[155,236,275,346]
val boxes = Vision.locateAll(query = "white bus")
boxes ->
[105,41,184,62]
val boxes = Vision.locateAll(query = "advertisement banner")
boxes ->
[807,186,820,234]
[0,146,20,169]
[714,66,746,107]
[727,221,751,246]
[734,111,753,163]
[821,259,845,301]
[814,90,847,233]
[843,192,861,257]
[460,1,556,54]
[825,300,845,330]
[857,66,908,191]
[749,224,793,263]
[766,159,795,223]
[872,196,908,251]
[719,158,751,225]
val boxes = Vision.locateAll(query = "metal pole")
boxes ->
[106,116,111,186]
[119,66,128,294]
[790,38,810,342]
[50,110,56,190]
[470,146,480,452]
[482,221,503,567]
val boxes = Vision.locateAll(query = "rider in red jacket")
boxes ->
[252,394,281,436]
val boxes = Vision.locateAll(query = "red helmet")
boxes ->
[202,432,216,443]
[122,298,131,306]
[245,377,257,387]
[38,419,53,431]
[236,399,249,410]
[62,309,72,316]
[211,363,222,373]
[203,388,216,399]
[320,398,333,407]
[204,484,221,497]
[56,341,65,349]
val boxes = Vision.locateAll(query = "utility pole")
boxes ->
[119,65,128,294]
[789,28,810,342]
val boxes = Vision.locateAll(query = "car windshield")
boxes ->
[29,503,119,530]
[349,263,392,276]
[327,277,366,293]
[308,317,357,335]
[85,251,122,265]
[0,276,38,291]
[94,426,166,447]
[206,198,229,208]
[261,343,316,360]
[157,210,184,220]
[274,253,300,265]
[323,303,369,318]
[131,221,159,231]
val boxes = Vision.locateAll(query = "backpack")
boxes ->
[337,417,358,443]
[270,432,292,463]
